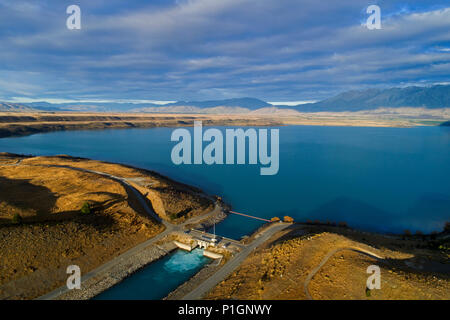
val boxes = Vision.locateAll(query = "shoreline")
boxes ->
[40,210,449,300]
[2,153,448,300]
[26,184,450,300]
[205,223,449,300]
[0,153,228,300]
[164,220,450,300]
[0,111,448,139]
[39,213,230,300]
[37,204,229,300]
[41,235,177,300]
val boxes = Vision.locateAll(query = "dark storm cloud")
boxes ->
[0,0,449,102]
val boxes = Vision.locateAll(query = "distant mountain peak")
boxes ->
[168,97,271,110]
[291,84,450,112]
[0,102,37,112]
[4,85,450,114]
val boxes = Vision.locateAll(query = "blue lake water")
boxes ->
[2,125,449,300]
[1,125,449,237]
[93,249,210,300]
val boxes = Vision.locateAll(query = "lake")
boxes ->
[1,125,449,237]
[2,124,449,299]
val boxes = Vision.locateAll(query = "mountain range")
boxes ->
[1,85,449,113]
[289,85,450,112]
[0,102,37,112]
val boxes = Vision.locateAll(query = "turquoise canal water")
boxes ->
[1,125,449,236]
[1,125,449,299]
[93,249,210,300]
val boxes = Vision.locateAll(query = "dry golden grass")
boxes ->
[0,164,126,219]
[19,155,214,223]
[308,250,449,300]
[207,226,449,300]
[0,112,282,138]
[0,153,216,299]
[0,110,446,139]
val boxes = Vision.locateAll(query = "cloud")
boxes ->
[0,0,449,102]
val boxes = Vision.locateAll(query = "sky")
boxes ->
[0,0,449,103]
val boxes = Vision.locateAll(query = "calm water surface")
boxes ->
[2,125,449,299]
[1,125,449,237]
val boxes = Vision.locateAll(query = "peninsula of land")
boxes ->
[0,110,448,139]
[0,153,222,299]
[1,153,449,301]
[205,223,449,300]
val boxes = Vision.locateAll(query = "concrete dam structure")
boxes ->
[173,235,224,260]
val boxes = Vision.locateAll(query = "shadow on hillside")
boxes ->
[262,196,450,279]
[0,176,58,216]
[270,223,449,279]
[0,186,130,232]
[120,184,162,224]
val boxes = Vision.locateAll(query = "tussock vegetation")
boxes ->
[207,225,449,300]
[0,153,213,299]
[19,154,214,223]
[0,112,281,138]
[0,110,446,139]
